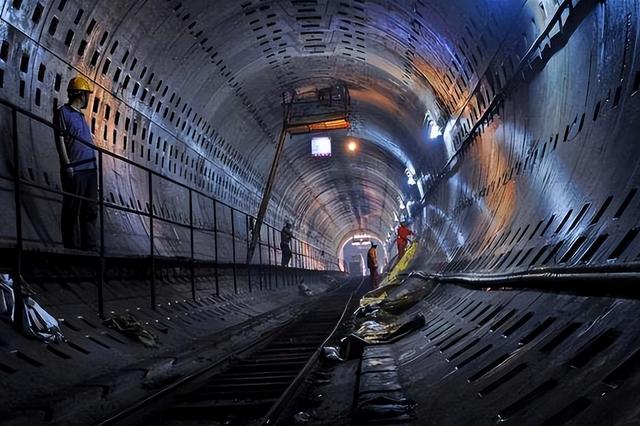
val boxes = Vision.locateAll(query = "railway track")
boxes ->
[99,277,365,426]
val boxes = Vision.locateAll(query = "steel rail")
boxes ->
[94,277,359,426]
[261,277,365,425]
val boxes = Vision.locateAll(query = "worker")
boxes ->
[53,76,97,251]
[396,221,414,261]
[280,222,292,266]
[367,242,378,289]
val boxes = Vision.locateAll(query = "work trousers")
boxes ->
[281,242,292,266]
[369,267,378,289]
[61,169,98,251]
[397,239,408,260]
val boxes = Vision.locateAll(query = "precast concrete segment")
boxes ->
[356,283,640,425]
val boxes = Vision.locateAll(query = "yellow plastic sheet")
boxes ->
[378,241,419,288]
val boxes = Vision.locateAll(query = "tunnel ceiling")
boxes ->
[0,0,526,253]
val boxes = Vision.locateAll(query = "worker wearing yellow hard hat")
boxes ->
[53,75,98,251]
[66,76,94,94]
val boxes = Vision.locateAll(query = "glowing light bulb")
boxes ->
[347,141,357,152]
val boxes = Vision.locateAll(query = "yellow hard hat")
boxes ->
[67,76,93,93]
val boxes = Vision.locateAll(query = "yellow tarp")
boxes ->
[379,241,419,288]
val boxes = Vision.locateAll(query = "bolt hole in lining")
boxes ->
[478,363,528,397]
[541,397,592,426]
[490,309,517,333]
[11,350,43,367]
[497,379,558,421]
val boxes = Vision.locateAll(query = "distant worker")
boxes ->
[396,221,414,261]
[280,222,293,266]
[367,242,378,289]
[53,76,97,251]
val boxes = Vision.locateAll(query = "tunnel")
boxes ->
[0,0,640,424]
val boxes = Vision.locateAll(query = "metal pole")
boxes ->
[97,151,105,318]
[246,214,252,292]
[148,171,156,310]
[304,243,308,269]
[311,248,315,270]
[296,242,300,283]
[213,199,219,296]
[11,108,24,332]
[231,208,237,294]
[273,227,278,289]
[189,189,195,301]
[247,101,291,263]
[292,239,296,286]
[298,240,303,285]
[288,241,292,287]
[267,225,272,290]
[289,238,293,287]
[258,226,263,290]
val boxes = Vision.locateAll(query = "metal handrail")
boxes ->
[0,96,338,261]
[3,96,341,319]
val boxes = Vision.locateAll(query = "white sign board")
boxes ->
[311,137,331,157]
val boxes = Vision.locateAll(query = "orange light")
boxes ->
[347,141,357,152]
[287,118,351,135]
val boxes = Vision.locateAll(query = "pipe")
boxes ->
[411,264,640,299]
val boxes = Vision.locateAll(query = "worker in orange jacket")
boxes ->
[396,221,414,261]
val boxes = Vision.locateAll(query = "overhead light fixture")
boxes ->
[406,169,416,186]
[424,110,442,139]
[351,236,370,246]
[429,122,442,139]
[311,136,331,157]
[347,141,358,152]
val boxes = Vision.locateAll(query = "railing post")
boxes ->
[189,189,195,301]
[266,225,272,290]
[298,240,302,285]
[246,214,252,293]
[293,238,298,286]
[148,171,156,310]
[304,244,308,269]
[273,227,278,288]
[286,239,290,287]
[11,108,24,332]
[97,150,105,318]
[291,239,296,286]
[258,226,263,290]
[310,248,314,271]
[231,208,237,294]
[213,199,219,296]
[289,245,292,285]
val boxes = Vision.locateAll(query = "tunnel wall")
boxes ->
[359,281,640,425]
[418,0,640,276]
[0,0,336,267]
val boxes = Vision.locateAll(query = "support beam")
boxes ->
[247,105,291,263]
